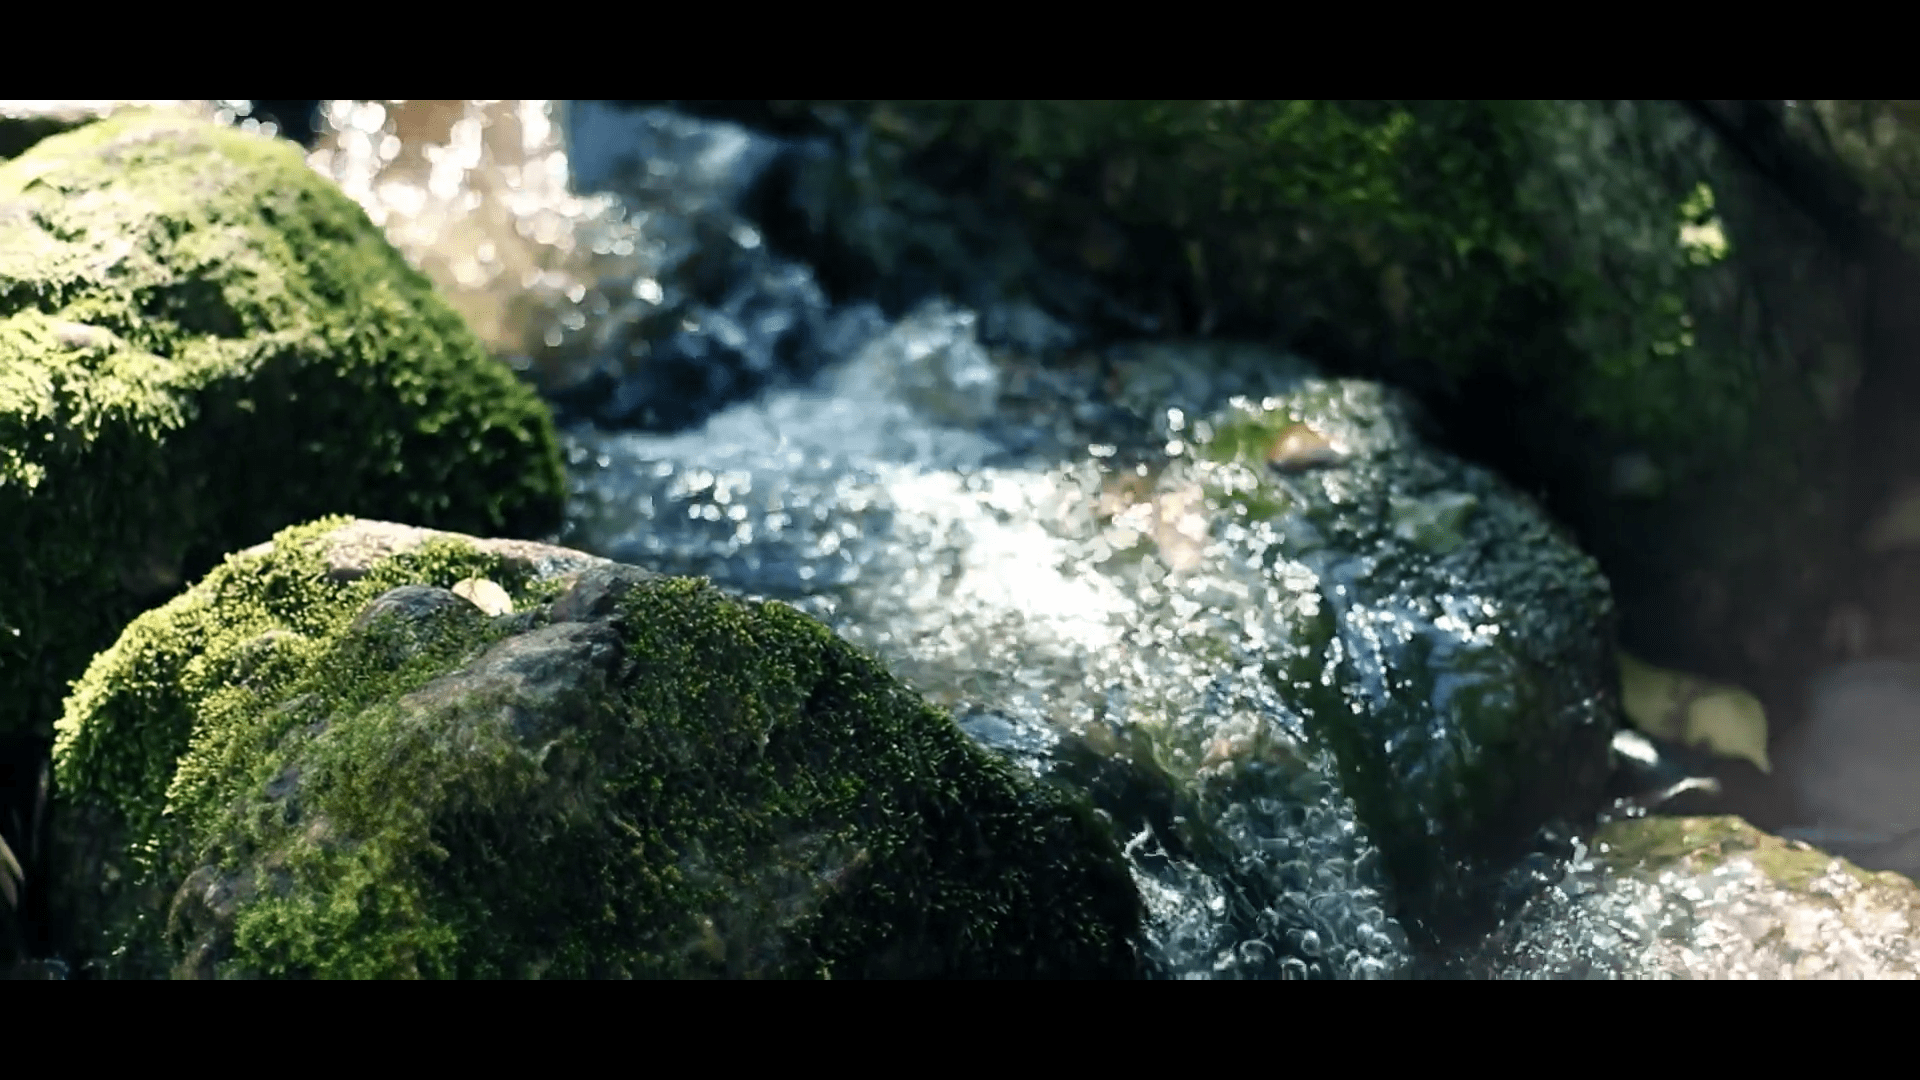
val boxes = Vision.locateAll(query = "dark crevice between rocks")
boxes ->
[0,734,58,978]
[246,101,322,149]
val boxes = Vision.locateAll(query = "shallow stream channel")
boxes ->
[109,100,1920,978]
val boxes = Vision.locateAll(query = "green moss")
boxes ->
[52,518,538,971]
[0,112,567,742]
[54,520,1143,979]
[850,100,1753,463]
[1595,815,1893,892]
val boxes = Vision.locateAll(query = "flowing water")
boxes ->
[298,100,1920,979]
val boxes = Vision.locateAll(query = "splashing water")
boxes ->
[557,315,1458,978]
[303,100,1917,979]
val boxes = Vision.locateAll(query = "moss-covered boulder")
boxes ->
[49,518,1143,978]
[0,111,568,743]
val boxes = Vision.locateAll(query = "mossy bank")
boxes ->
[0,111,567,743]
[51,518,1144,978]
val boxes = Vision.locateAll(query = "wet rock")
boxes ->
[1181,361,1617,948]
[1448,815,1920,979]
[49,517,1143,979]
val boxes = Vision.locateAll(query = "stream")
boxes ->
[280,100,1920,977]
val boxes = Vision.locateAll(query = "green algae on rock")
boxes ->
[0,111,567,743]
[51,518,1143,979]
[1586,815,1920,977]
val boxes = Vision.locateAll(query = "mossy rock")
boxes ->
[1433,813,1920,977]
[1597,813,1920,894]
[1583,814,1920,978]
[50,518,1143,979]
[834,101,1791,458]
[0,111,567,742]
